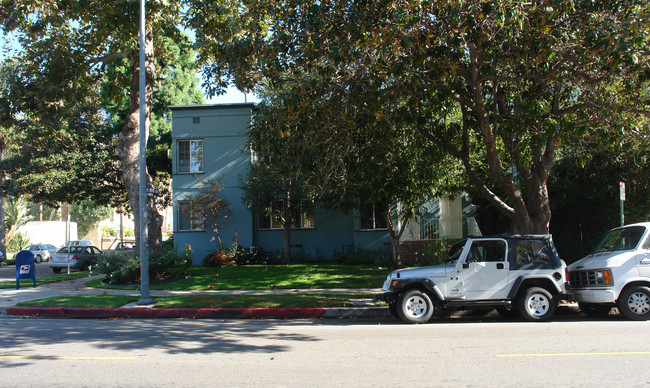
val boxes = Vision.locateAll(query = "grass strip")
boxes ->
[149,264,388,291]
[17,295,140,308]
[0,271,96,289]
[16,294,383,309]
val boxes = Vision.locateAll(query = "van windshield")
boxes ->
[593,226,646,253]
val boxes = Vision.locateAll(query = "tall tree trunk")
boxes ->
[115,30,163,253]
[386,202,409,267]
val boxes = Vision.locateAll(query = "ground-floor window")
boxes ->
[258,200,315,229]
[177,201,205,232]
[360,201,388,230]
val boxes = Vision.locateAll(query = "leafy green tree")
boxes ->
[70,200,113,238]
[4,196,32,249]
[1,1,205,251]
[182,178,232,247]
[242,84,320,263]
[188,0,650,234]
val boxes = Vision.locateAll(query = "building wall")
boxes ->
[171,104,256,264]
[171,103,394,264]
[255,207,357,260]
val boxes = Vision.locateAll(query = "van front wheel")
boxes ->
[617,286,650,320]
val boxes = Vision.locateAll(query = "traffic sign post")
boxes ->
[620,182,626,226]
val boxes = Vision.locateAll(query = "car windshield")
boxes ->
[445,240,466,264]
[593,226,646,253]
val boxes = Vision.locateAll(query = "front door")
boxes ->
[460,239,509,298]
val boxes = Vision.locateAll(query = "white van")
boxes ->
[568,222,650,320]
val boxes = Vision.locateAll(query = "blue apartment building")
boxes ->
[171,103,479,265]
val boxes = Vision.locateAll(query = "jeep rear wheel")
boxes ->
[617,286,650,320]
[517,287,557,322]
[397,289,434,324]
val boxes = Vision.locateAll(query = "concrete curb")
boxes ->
[6,306,391,320]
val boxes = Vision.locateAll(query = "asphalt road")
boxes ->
[0,261,60,281]
[0,314,648,387]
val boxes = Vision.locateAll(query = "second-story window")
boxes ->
[178,139,203,173]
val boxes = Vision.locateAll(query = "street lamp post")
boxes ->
[138,0,152,305]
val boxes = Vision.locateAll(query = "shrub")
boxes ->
[233,245,270,265]
[202,245,270,267]
[203,250,236,267]
[97,247,191,284]
[374,255,394,269]
[333,247,386,265]
[421,237,457,266]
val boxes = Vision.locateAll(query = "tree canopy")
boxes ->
[1,0,204,250]
[188,0,650,234]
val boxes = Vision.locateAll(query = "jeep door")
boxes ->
[460,239,509,298]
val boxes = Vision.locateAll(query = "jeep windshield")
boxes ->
[445,239,466,264]
[593,226,646,253]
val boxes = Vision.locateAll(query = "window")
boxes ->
[467,240,506,262]
[360,201,388,230]
[516,240,550,265]
[177,201,205,232]
[177,139,203,173]
[258,200,315,230]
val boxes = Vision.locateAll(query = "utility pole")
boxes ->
[137,0,152,305]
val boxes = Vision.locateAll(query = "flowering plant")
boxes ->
[202,250,237,267]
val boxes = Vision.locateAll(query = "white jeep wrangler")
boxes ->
[382,235,568,323]
[568,222,650,320]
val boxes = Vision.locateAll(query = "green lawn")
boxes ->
[17,294,383,308]
[149,264,389,291]
[0,271,95,289]
[18,295,140,308]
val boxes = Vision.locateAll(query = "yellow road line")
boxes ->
[0,355,136,360]
[497,351,650,358]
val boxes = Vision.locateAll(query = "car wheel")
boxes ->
[617,286,650,320]
[35,255,42,263]
[397,289,434,324]
[52,268,62,274]
[517,287,557,322]
[579,303,612,318]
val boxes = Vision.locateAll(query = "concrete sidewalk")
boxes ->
[0,275,390,319]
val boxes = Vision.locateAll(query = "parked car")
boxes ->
[61,240,93,248]
[381,235,568,323]
[115,242,135,250]
[25,243,59,263]
[568,222,650,320]
[49,245,103,273]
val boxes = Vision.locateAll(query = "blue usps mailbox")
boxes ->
[15,250,36,289]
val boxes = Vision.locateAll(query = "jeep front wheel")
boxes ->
[617,286,650,320]
[397,289,434,324]
[517,287,557,322]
